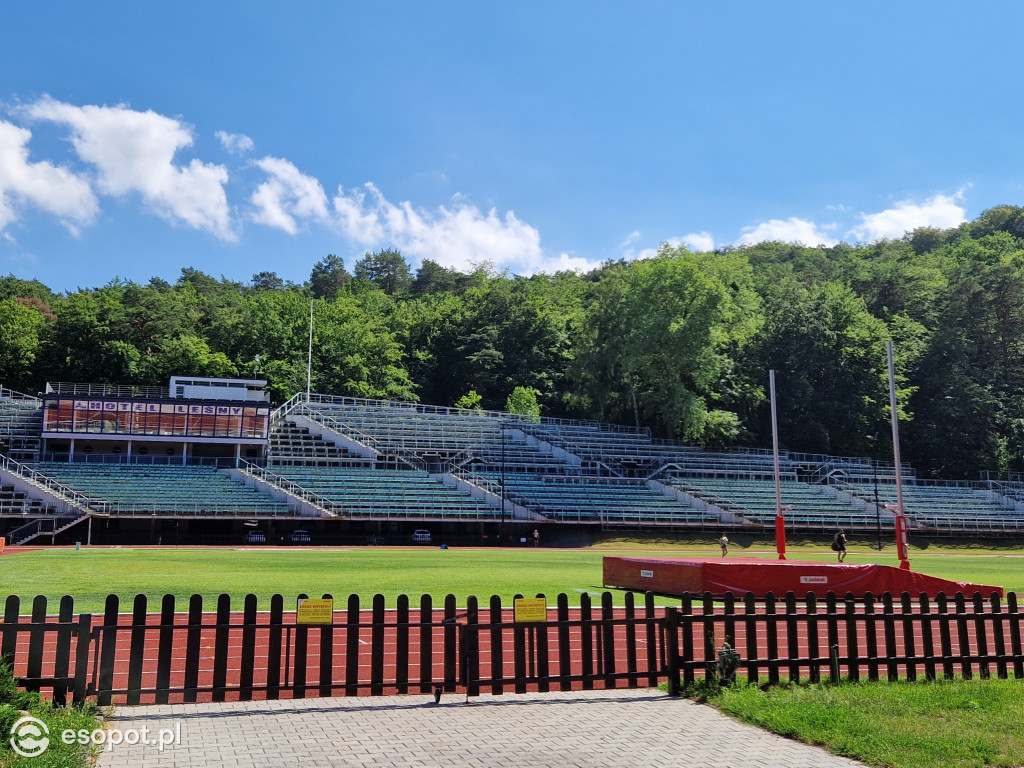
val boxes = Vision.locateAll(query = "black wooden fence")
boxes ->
[0,589,1021,706]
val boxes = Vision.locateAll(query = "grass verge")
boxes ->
[693,677,1024,768]
[0,659,101,768]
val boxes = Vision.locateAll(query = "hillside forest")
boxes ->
[5,206,1024,480]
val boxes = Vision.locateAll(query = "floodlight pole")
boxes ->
[887,341,911,570]
[306,298,314,397]
[770,369,786,560]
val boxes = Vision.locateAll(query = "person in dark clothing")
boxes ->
[831,529,847,562]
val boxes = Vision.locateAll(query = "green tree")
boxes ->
[506,386,541,422]
[353,249,412,296]
[309,254,351,299]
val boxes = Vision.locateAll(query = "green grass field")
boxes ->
[1,540,1021,613]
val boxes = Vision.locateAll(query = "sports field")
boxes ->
[1,541,1021,613]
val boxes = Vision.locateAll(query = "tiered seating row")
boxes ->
[672,478,876,530]
[34,463,296,516]
[845,482,1024,531]
[273,467,497,520]
[269,420,373,467]
[0,483,57,516]
[478,472,718,525]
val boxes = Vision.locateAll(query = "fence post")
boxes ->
[899,593,915,682]
[293,593,309,699]
[865,592,880,683]
[1,595,18,664]
[347,594,362,697]
[53,596,75,706]
[954,593,971,680]
[126,595,147,705]
[680,593,694,688]
[702,592,716,684]
[743,592,758,683]
[990,593,1007,680]
[372,594,386,696]
[1008,593,1022,679]
[937,593,954,680]
[844,593,859,683]
[396,594,410,695]
[212,594,231,702]
[537,593,551,692]
[624,591,637,689]
[97,595,119,707]
[664,607,680,697]
[240,594,257,701]
[806,593,820,684]
[972,593,990,680]
[464,596,480,697]
[183,595,203,703]
[785,592,799,684]
[156,595,175,705]
[645,592,658,689]
[26,596,47,693]
[418,595,432,694]
[494,595,508,694]
[579,592,593,691]
[919,593,936,682]
[266,594,284,700]
[444,594,458,693]
[764,593,779,685]
[72,613,92,706]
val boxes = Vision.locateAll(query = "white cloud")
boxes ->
[681,232,715,252]
[848,192,966,241]
[250,156,330,235]
[328,183,558,273]
[738,217,838,247]
[0,119,98,235]
[216,130,254,155]
[24,97,234,240]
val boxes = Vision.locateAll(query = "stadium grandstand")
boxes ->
[2,378,1024,546]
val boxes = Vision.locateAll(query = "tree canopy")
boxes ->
[7,210,1024,479]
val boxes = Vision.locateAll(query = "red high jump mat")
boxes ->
[602,556,1003,598]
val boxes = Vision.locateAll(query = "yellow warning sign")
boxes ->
[514,597,548,623]
[296,597,334,624]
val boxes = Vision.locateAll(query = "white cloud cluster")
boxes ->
[24,97,234,240]
[331,183,547,272]
[847,192,966,241]
[0,118,97,234]
[738,217,838,247]
[215,131,254,155]
[0,97,978,278]
[250,156,330,235]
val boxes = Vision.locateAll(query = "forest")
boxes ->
[4,205,1024,481]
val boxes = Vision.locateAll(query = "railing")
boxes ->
[44,382,170,399]
[0,385,41,404]
[6,510,90,545]
[0,451,99,515]
[236,459,341,517]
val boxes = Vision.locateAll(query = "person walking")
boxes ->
[532,528,540,548]
[719,534,729,557]
[831,529,847,562]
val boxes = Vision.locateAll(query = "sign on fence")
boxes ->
[296,597,334,624]
[513,597,547,623]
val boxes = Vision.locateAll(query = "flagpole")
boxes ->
[770,369,786,560]
[887,341,911,570]
[307,298,313,398]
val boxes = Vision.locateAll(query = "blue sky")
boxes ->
[2,2,1023,293]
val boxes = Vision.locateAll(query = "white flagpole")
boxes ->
[887,341,910,570]
[307,298,313,398]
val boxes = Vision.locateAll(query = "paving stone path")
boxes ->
[97,688,865,767]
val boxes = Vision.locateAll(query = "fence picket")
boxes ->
[126,594,147,705]
[52,595,74,706]
[266,594,283,700]
[183,595,202,703]
[212,594,231,702]
[156,595,175,704]
[240,594,257,701]
[371,594,385,696]
[97,595,119,706]
[346,594,361,697]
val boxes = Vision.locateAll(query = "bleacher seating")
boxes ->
[271,466,497,521]
[0,482,58,516]
[35,462,296,516]
[0,388,42,463]
[844,481,1024,533]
